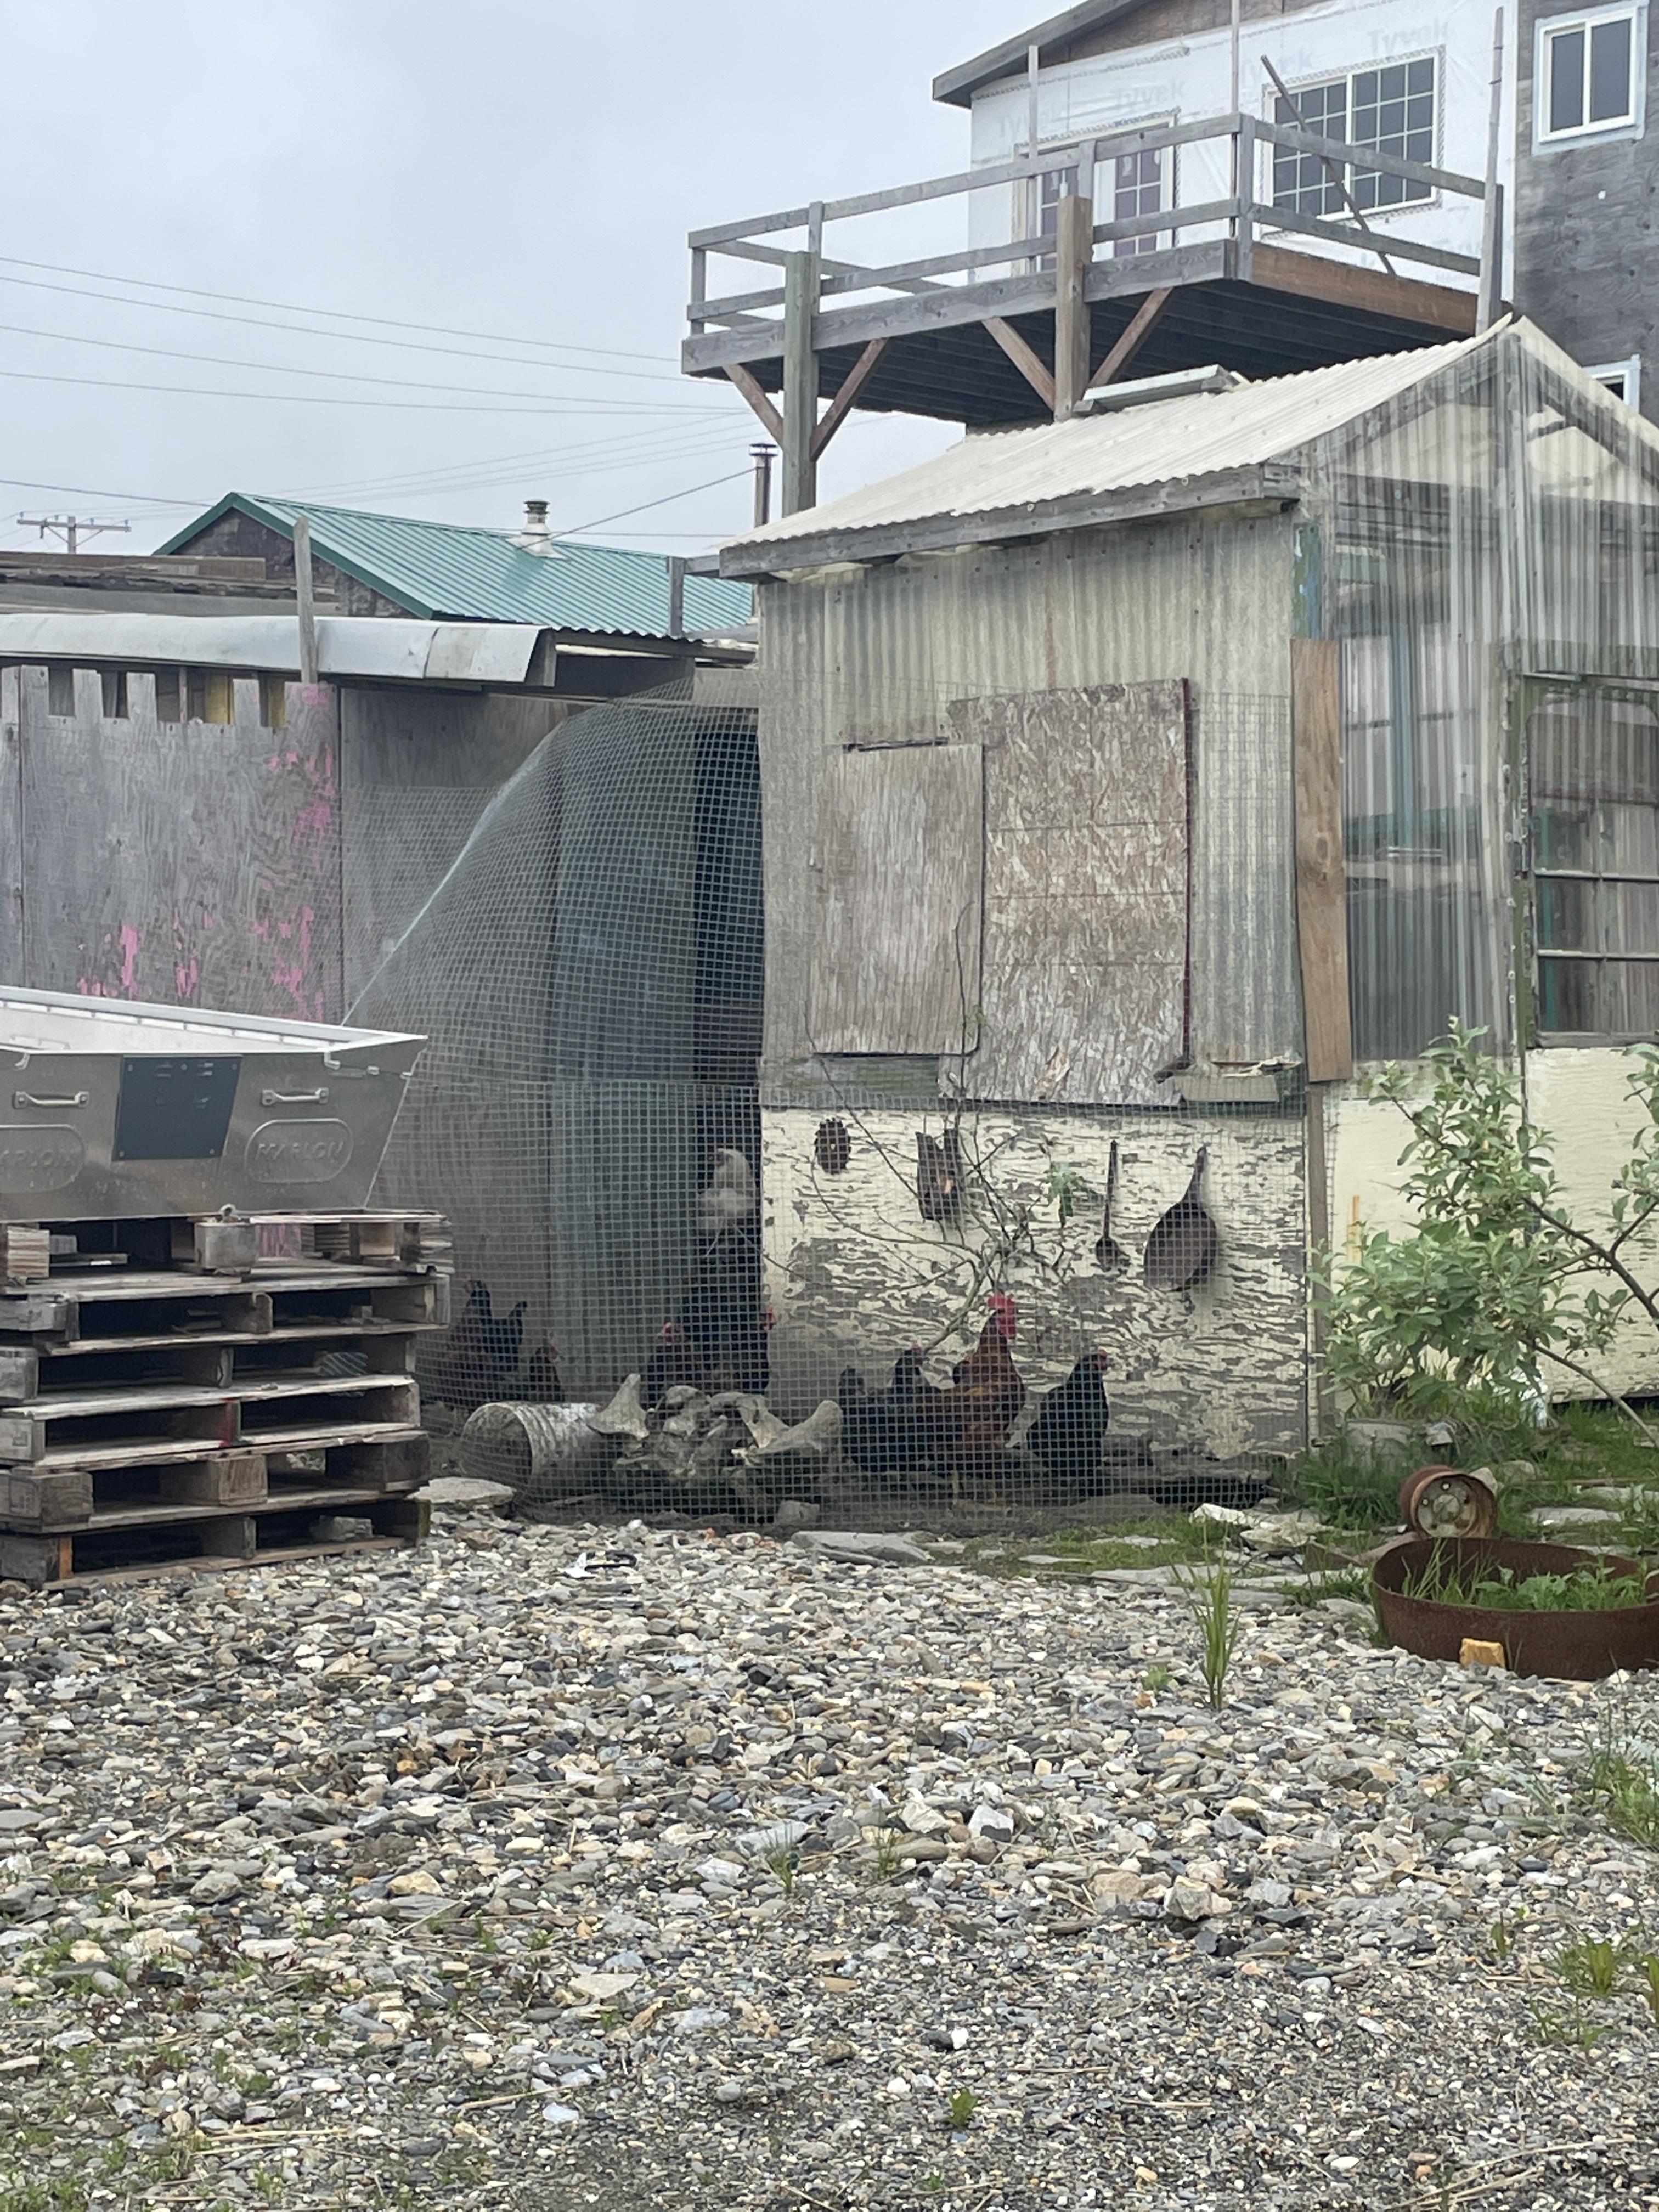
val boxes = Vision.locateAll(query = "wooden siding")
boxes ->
[952,680,1189,1105]
[761,1104,1309,1454]
[755,511,1299,1098]
[809,743,984,1056]
[0,665,343,1020]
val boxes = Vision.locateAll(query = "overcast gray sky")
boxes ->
[0,1,1024,555]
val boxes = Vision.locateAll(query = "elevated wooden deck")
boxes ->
[685,113,1498,491]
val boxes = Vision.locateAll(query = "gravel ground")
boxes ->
[1,1506,1657,2212]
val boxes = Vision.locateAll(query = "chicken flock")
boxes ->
[426,1136,1224,1510]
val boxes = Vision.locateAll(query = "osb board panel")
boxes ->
[10,667,343,1020]
[951,681,1188,1105]
[761,1107,1308,1457]
[809,744,983,1056]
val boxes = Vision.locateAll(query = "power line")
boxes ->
[0,362,729,416]
[0,255,678,366]
[292,425,746,506]
[0,270,690,385]
[0,472,206,509]
[557,468,754,537]
[0,315,715,407]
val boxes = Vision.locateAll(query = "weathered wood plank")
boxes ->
[14,668,343,1020]
[1248,245,1478,334]
[810,340,889,460]
[1088,287,1173,390]
[1291,637,1352,1083]
[955,681,1189,1107]
[1054,194,1093,420]
[809,745,984,1057]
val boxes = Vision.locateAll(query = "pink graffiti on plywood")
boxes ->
[77,922,144,1001]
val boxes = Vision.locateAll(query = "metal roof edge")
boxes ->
[158,493,443,619]
[933,0,1148,107]
[719,463,1302,578]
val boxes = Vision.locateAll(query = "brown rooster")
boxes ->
[926,1293,1024,1498]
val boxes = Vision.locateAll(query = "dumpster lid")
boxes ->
[0,986,424,1059]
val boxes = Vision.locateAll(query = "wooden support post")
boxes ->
[1088,286,1174,391]
[1291,637,1352,1082]
[984,317,1057,414]
[1053,192,1094,419]
[723,363,785,447]
[781,249,822,517]
[810,338,888,460]
[1477,7,1506,330]
[666,556,686,639]
[292,515,319,687]
[1235,115,1256,282]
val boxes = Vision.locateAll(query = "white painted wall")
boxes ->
[760,1105,1310,1454]
[1324,1044,1659,1407]
[966,0,1517,289]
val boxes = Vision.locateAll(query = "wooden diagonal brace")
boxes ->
[723,362,785,445]
[984,317,1057,414]
[810,338,888,461]
[1088,287,1174,390]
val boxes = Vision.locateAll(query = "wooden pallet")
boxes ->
[0,1483,431,1587]
[0,1268,449,1343]
[0,1427,430,1532]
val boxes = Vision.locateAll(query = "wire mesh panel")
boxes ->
[348,648,1308,1538]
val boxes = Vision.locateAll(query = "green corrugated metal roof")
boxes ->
[159,493,753,639]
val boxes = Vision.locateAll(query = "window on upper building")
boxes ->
[1538,6,1641,142]
[1588,354,1644,408]
[1113,148,1165,256]
[1272,58,1437,218]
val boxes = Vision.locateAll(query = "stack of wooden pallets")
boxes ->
[0,1210,451,1585]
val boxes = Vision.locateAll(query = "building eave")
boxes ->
[932,0,1150,108]
[718,463,1304,579]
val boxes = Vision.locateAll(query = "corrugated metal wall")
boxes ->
[756,507,1300,1098]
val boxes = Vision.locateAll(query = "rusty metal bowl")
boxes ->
[1398,1464,1499,1540]
[1372,1537,1659,1681]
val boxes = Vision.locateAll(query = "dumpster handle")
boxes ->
[13,1090,87,1109]
[261,1087,329,1106]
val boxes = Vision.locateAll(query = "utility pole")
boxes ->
[15,514,130,555]
[750,443,776,528]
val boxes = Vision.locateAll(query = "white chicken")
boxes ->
[697,1146,758,1233]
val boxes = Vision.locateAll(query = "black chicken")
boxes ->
[838,1347,938,1477]
[431,1279,526,1411]
[1026,1350,1111,1491]
[518,1337,565,1404]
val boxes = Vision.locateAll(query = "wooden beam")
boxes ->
[1291,636,1352,1084]
[810,338,889,461]
[1053,194,1094,418]
[1088,286,1173,390]
[723,363,785,445]
[781,250,821,516]
[984,317,1056,413]
[291,514,319,687]
[1249,243,1478,334]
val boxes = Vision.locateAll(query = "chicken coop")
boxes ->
[673,316,1659,1516]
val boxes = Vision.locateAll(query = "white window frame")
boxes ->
[1534,4,1646,148]
[1588,353,1644,408]
[1266,53,1442,223]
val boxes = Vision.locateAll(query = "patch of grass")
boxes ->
[1141,1664,1172,1694]
[1584,1723,1659,1851]
[1553,1934,1621,1997]
[1283,1437,1412,1532]
[1175,1553,1240,1712]
[1282,1567,1372,1609]
[1402,1554,1649,1612]
[1638,1953,1659,2027]
[759,1843,798,1897]
[1527,1999,1618,2051]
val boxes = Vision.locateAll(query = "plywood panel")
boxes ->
[1291,637,1352,1082]
[809,744,983,1056]
[954,680,1188,1104]
[15,667,343,1020]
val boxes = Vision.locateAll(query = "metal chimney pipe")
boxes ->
[522,499,550,540]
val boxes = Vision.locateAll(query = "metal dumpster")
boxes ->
[0,988,425,1220]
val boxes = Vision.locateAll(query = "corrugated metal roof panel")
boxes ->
[726,337,1491,558]
[159,495,753,640]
